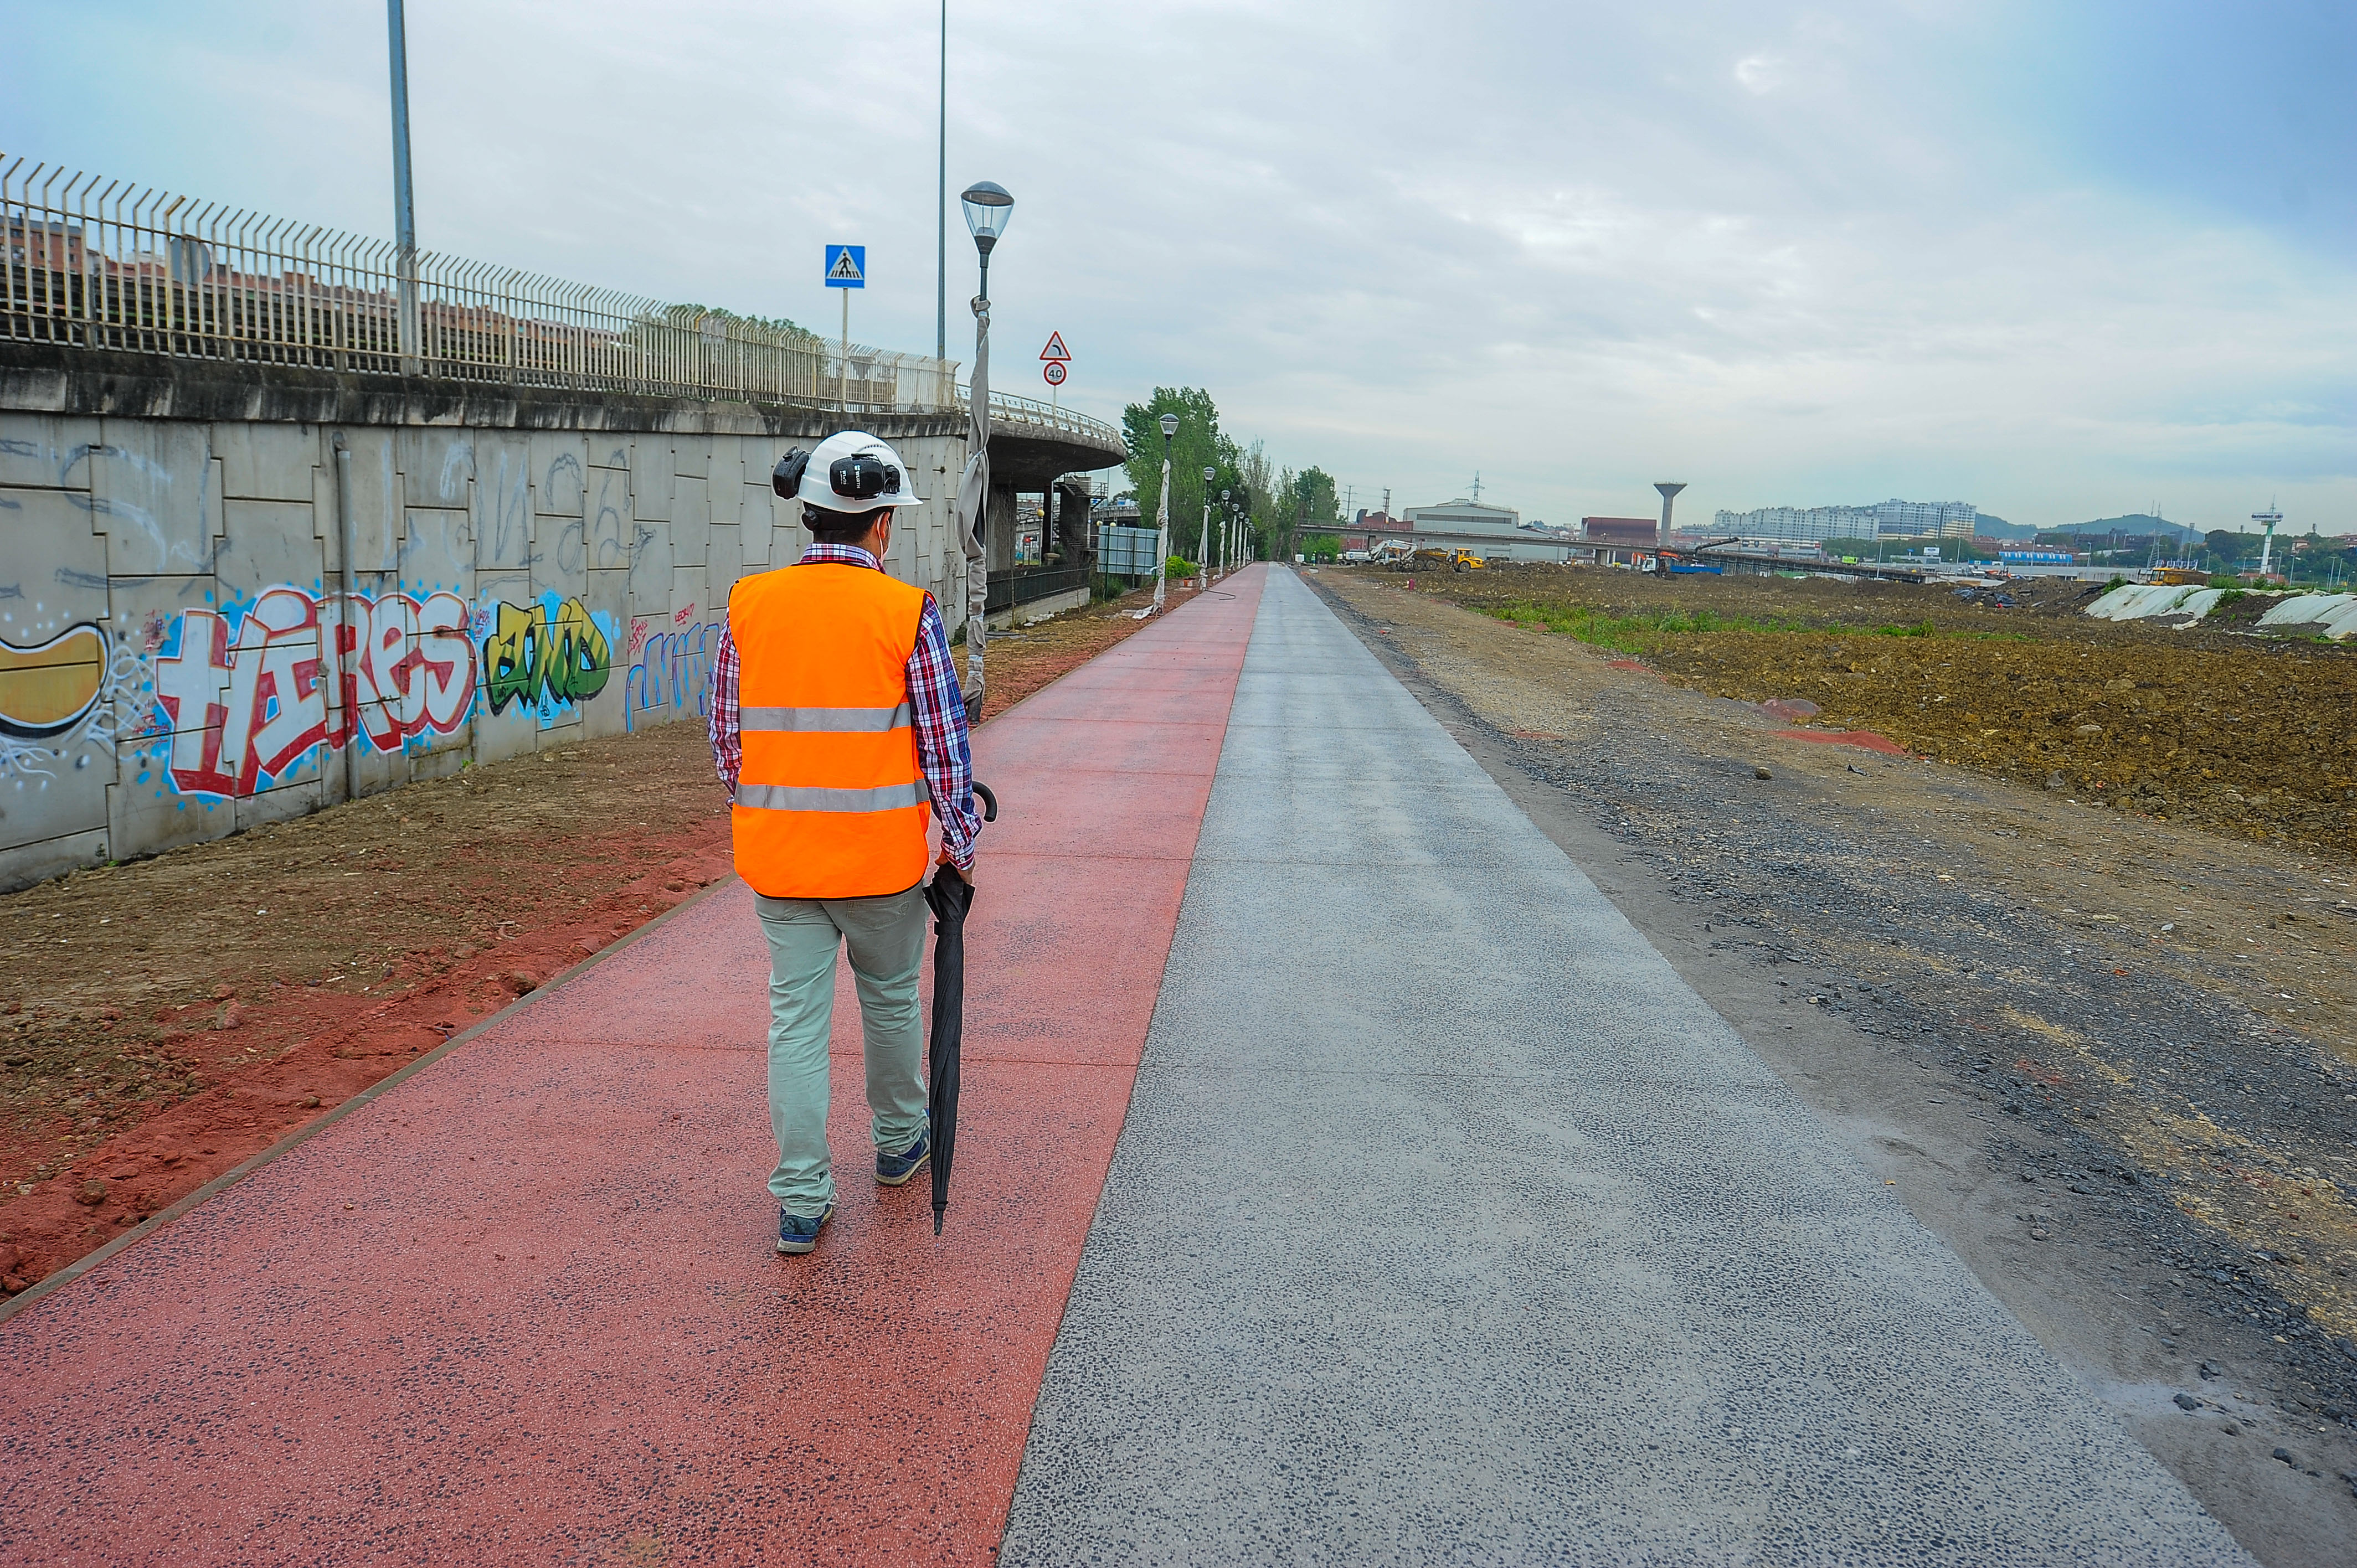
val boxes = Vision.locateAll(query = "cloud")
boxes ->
[1,0,2349,533]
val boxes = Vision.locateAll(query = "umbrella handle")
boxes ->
[974,781,998,822]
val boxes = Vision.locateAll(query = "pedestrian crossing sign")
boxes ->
[825,245,866,288]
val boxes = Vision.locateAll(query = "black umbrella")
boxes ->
[925,780,996,1235]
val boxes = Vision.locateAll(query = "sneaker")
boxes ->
[876,1128,931,1187]
[776,1203,833,1255]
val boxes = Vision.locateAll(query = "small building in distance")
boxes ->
[1396,497,1572,561]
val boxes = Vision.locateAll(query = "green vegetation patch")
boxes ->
[1480,602,1810,653]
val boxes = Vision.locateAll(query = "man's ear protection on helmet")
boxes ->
[829,452,900,502]
[771,448,812,499]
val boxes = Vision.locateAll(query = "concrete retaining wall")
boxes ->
[0,349,969,890]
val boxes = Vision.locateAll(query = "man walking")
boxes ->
[708,431,982,1256]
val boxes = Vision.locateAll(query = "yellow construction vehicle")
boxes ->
[1392,545,1486,572]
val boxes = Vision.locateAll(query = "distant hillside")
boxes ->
[2046,513,2201,540]
[1972,514,2035,539]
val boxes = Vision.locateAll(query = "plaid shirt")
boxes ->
[708,543,980,871]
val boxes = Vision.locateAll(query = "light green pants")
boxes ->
[755,883,930,1215]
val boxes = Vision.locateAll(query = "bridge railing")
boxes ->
[0,156,959,412]
[964,382,1125,450]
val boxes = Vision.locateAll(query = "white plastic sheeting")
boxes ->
[2083,584,2224,624]
[2083,584,2356,638]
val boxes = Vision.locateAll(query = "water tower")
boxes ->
[1654,482,1686,544]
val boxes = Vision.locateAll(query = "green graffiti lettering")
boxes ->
[481,596,613,716]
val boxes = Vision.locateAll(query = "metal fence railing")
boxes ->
[968,384,1124,446]
[0,154,1136,453]
[1,156,958,412]
[985,564,1092,615]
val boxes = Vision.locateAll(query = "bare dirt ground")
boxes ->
[1429,563,2357,855]
[0,579,1185,1295]
[1316,566,2357,1568]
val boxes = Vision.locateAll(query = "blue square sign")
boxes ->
[825,245,866,288]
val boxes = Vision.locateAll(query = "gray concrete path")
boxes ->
[997,571,2250,1566]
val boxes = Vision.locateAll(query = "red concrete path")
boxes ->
[0,569,1271,1567]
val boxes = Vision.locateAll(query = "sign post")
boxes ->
[1039,330,1071,417]
[825,244,866,411]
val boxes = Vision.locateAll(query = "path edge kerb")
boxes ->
[0,879,735,1329]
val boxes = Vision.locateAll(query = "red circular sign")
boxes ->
[1042,361,1067,386]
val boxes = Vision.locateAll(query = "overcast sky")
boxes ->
[6,1,2351,532]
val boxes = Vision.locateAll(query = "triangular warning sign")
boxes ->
[1040,331,1070,361]
[827,249,863,282]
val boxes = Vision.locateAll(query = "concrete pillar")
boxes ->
[987,481,1018,577]
[1053,478,1092,571]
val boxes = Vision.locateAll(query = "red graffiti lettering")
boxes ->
[155,588,475,798]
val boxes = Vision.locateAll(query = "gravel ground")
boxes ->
[1314,569,2357,1568]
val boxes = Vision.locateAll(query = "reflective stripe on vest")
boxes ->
[739,703,912,733]
[735,781,927,813]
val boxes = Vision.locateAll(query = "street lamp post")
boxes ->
[961,180,1011,305]
[1154,413,1177,615]
[958,180,1012,700]
[1219,488,1231,579]
[1197,466,1215,589]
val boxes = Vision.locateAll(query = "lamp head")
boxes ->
[1158,412,1179,441]
[960,181,1012,256]
[1203,466,1216,482]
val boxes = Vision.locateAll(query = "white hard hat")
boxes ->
[771,430,927,514]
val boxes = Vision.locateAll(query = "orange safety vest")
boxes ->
[728,561,932,899]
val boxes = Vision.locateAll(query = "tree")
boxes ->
[1266,467,1340,560]
[1120,390,1347,566]
[1121,389,1241,555]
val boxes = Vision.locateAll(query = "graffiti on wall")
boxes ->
[0,620,153,782]
[625,620,722,734]
[154,587,475,797]
[480,593,616,725]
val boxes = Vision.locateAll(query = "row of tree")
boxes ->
[1117,388,1341,565]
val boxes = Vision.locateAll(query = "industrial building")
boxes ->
[1393,496,1573,561]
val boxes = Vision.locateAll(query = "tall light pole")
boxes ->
[1219,487,1232,579]
[1197,465,1214,589]
[387,0,419,374]
[1154,414,1178,614]
[935,1,946,363]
